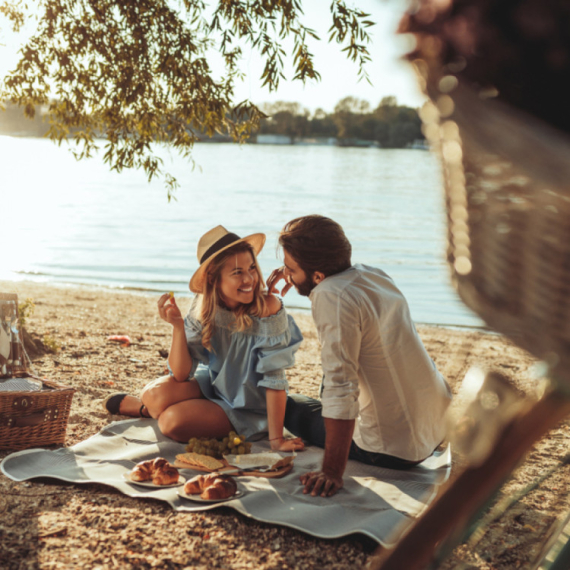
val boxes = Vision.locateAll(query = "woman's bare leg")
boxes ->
[158,399,234,442]
[116,375,202,418]
[140,375,203,418]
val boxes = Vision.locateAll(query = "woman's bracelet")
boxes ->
[268,436,283,442]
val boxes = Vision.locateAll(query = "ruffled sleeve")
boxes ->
[255,313,303,390]
[183,313,209,378]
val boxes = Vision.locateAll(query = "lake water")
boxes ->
[0,136,483,328]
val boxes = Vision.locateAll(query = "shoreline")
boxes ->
[1,277,489,333]
[2,279,569,569]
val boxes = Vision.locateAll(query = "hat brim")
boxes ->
[189,232,266,294]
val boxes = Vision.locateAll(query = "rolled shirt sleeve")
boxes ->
[312,290,361,420]
[256,314,303,391]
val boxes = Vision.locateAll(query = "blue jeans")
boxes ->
[284,394,422,470]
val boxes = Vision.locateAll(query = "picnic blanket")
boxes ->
[1,419,451,546]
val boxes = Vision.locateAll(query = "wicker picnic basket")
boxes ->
[0,292,75,450]
[421,80,570,385]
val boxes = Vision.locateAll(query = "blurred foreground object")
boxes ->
[446,368,527,467]
[369,2,570,569]
[401,0,570,386]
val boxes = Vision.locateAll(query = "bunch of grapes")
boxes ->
[185,431,252,458]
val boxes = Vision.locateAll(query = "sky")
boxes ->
[228,0,426,112]
[0,0,425,114]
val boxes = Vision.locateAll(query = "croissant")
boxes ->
[183,473,218,494]
[130,461,152,482]
[183,474,237,500]
[130,457,179,485]
[201,479,237,500]
[152,466,179,485]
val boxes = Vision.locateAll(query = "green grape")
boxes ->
[185,432,252,458]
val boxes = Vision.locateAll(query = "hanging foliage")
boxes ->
[0,0,374,197]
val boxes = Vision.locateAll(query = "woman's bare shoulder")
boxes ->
[261,293,283,317]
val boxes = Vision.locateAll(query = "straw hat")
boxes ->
[189,226,266,293]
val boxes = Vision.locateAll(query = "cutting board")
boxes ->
[173,457,293,479]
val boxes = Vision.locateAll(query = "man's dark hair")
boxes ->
[279,215,352,277]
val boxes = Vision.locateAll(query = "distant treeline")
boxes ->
[258,96,425,147]
[0,102,49,137]
[1,96,425,148]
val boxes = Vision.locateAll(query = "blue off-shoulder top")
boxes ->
[182,300,303,439]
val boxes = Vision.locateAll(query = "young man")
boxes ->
[267,215,452,498]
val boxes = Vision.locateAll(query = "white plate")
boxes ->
[177,489,243,503]
[122,472,186,488]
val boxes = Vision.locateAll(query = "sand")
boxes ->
[1,280,569,569]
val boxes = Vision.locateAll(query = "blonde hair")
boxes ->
[194,242,266,350]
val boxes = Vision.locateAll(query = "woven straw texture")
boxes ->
[0,378,75,450]
[425,83,570,383]
[0,292,75,450]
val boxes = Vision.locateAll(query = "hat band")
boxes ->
[199,233,241,264]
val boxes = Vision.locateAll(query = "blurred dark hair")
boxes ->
[278,215,352,277]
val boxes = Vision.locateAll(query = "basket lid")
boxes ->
[0,376,43,392]
[0,292,27,379]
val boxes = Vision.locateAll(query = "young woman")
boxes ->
[104,226,304,452]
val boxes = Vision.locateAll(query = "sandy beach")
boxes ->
[1,280,569,569]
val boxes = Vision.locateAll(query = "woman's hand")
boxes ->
[270,436,305,452]
[158,293,184,327]
[267,266,293,297]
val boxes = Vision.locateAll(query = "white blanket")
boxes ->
[0,419,451,546]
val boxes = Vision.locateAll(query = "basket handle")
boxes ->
[1,408,58,428]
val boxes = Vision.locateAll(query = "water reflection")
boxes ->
[0,136,481,328]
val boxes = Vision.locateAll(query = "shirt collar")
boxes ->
[309,265,355,300]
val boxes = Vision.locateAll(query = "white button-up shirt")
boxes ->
[310,264,452,461]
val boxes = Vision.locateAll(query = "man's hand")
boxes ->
[299,470,343,497]
[299,418,354,498]
[267,266,293,297]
